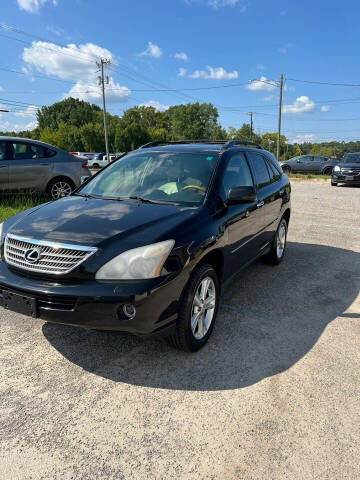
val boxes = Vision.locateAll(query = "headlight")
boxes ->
[95,240,175,280]
[333,165,340,172]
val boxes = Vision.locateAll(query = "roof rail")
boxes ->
[139,139,264,150]
[221,140,264,150]
[139,140,229,149]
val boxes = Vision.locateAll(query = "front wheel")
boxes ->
[166,264,220,352]
[282,165,291,174]
[263,217,288,265]
[331,179,338,186]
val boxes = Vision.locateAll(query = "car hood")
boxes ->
[5,196,198,248]
[338,163,360,168]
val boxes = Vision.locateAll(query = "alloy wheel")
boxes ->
[51,181,72,199]
[276,221,287,259]
[191,277,216,340]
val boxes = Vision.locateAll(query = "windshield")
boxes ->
[79,151,219,205]
[342,153,360,163]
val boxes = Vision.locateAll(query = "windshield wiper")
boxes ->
[128,195,159,204]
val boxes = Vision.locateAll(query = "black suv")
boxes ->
[331,152,360,186]
[0,140,291,352]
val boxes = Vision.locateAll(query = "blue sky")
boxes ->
[1,0,360,143]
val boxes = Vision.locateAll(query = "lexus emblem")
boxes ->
[24,248,42,264]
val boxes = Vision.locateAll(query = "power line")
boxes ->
[0,66,75,84]
[288,77,360,87]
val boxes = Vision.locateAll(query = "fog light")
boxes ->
[123,303,136,319]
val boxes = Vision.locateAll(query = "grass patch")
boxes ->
[288,173,331,182]
[0,195,48,223]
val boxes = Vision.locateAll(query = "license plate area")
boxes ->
[2,290,38,317]
[345,176,354,180]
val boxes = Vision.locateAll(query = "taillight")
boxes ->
[82,161,88,169]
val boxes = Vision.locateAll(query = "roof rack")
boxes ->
[139,140,264,150]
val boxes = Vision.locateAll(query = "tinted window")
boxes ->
[247,152,271,188]
[0,141,7,160]
[222,153,253,196]
[11,142,53,160]
[298,156,311,163]
[266,159,280,182]
[343,153,360,163]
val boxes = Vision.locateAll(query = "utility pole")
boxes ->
[97,58,111,161]
[247,112,253,140]
[276,74,284,162]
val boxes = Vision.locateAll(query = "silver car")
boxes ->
[279,155,339,175]
[0,137,91,200]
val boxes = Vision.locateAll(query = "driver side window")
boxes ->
[222,153,254,196]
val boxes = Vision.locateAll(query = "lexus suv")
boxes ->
[332,152,360,186]
[0,140,291,352]
[0,137,91,199]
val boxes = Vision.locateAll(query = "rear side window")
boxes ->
[0,141,7,160]
[11,142,55,160]
[266,159,281,182]
[222,153,254,196]
[247,152,271,188]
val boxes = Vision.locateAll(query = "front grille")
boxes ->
[4,234,97,275]
[341,167,360,175]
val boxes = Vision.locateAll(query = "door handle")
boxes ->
[39,163,49,166]
[257,200,265,208]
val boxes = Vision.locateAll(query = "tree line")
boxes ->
[1,97,359,160]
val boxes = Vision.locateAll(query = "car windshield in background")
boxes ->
[79,151,219,205]
[343,153,360,163]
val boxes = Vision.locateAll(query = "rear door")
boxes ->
[309,155,323,172]
[0,141,10,192]
[246,152,282,249]
[220,152,263,275]
[8,141,53,192]
[295,155,312,172]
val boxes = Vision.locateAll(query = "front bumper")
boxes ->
[0,261,188,337]
[332,173,360,185]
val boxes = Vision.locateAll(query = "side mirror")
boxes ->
[228,186,257,204]
[80,176,90,184]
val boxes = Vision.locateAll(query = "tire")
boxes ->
[331,179,338,187]
[323,167,333,175]
[92,163,100,169]
[166,263,220,352]
[263,217,288,265]
[282,165,291,174]
[47,177,75,200]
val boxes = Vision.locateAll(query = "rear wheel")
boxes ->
[47,177,75,200]
[92,163,100,169]
[263,217,288,265]
[331,179,338,187]
[323,167,333,175]
[166,263,219,352]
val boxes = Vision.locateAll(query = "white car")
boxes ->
[88,153,123,169]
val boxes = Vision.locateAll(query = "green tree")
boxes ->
[37,97,101,131]
[166,102,220,140]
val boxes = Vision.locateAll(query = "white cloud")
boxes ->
[0,118,37,132]
[140,100,169,112]
[14,105,38,118]
[290,134,317,144]
[174,52,189,62]
[283,96,315,114]
[65,79,130,104]
[277,47,287,54]
[321,105,331,112]
[17,0,57,13]
[262,94,275,102]
[22,41,113,82]
[178,68,187,77]
[139,42,162,59]
[188,66,238,80]
[246,76,277,91]
[185,0,246,8]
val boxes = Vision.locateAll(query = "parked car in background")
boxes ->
[331,152,360,187]
[88,152,124,169]
[279,155,339,175]
[0,137,91,200]
[0,140,291,352]
[70,152,98,160]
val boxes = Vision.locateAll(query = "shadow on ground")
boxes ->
[43,242,360,391]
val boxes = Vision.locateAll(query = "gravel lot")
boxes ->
[0,181,359,480]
